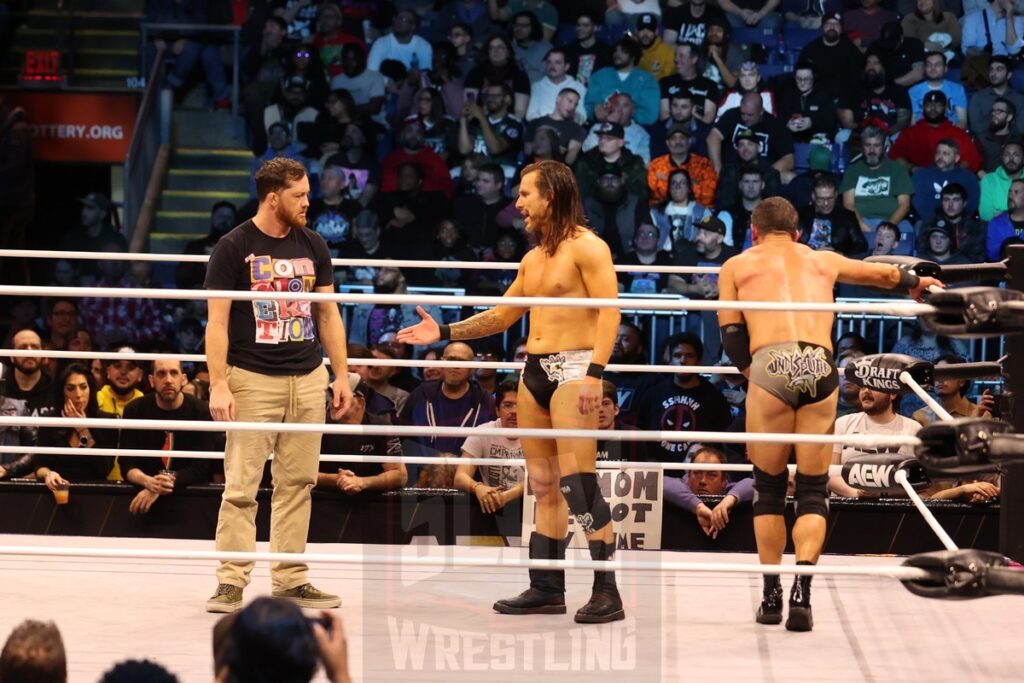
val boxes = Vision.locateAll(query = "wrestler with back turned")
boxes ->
[397,160,624,623]
[716,197,942,631]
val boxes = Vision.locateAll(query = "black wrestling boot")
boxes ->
[785,562,814,632]
[493,532,567,615]
[575,541,625,624]
[755,574,783,625]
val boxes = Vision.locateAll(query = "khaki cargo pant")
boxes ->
[214,363,327,590]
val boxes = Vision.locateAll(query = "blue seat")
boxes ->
[793,142,813,172]
[553,22,576,47]
[783,25,820,54]
[1012,69,1024,92]
[598,23,627,45]
[731,26,781,50]
[759,63,794,80]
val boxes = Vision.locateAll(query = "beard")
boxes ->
[374,279,400,294]
[824,29,839,42]
[990,119,1008,134]
[275,202,306,229]
[597,184,626,203]
[923,111,946,125]
[864,70,885,90]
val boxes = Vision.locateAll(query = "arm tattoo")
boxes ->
[451,309,508,340]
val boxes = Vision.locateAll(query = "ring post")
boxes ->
[1002,244,1024,562]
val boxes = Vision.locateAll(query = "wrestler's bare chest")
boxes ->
[521,246,587,298]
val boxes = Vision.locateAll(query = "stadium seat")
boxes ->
[783,25,820,54]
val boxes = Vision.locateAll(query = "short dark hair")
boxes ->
[924,50,947,65]
[47,297,78,315]
[478,162,505,186]
[936,353,970,395]
[397,161,425,183]
[496,379,518,405]
[936,137,960,153]
[219,598,319,683]
[835,331,868,353]
[662,332,703,363]
[614,36,643,64]
[940,182,967,200]
[1,620,66,683]
[544,47,568,63]
[99,660,178,683]
[347,342,372,358]
[994,96,1017,117]
[254,158,307,202]
[812,174,838,193]
[210,200,237,217]
[601,379,618,404]
[266,16,287,33]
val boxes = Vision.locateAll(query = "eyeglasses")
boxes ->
[637,231,658,238]
[499,401,517,410]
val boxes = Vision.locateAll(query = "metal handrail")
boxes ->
[123,47,168,243]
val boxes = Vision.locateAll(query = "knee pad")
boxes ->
[559,472,612,534]
[752,466,789,517]
[794,472,830,519]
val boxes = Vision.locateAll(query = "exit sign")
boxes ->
[20,49,66,86]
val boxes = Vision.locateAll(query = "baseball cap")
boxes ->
[734,128,759,145]
[108,346,139,368]
[594,121,625,139]
[928,221,953,238]
[667,122,692,138]
[923,89,947,104]
[268,120,292,135]
[637,13,658,30]
[808,145,832,172]
[698,214,727,236]
[823,13,842,27]
[79,192,113,211]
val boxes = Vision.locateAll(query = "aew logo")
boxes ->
[765,345,832,396]
[851,361,903,391]
[847,462,895,488]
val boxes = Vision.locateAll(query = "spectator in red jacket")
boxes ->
[380,120,454,199]
[888,90,981,173]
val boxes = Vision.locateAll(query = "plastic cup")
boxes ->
[53,482,69,505]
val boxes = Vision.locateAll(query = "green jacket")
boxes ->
[979,165,1024,221]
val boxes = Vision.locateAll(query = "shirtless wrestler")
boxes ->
[717,197,942,632]
[397,160,624,623]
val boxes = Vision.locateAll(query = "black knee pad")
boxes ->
[752,466,789,517]
[559,472,612,534]
[794,471,830,519]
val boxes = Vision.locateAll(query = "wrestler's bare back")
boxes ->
[520,230,606,354]
[720,238,843,353]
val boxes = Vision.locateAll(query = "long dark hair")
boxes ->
[54,362,99,417]
[520,160,587,255]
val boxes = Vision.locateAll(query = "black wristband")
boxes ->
[586,363,605,379]
[897,268,920,292]
[438,324,451,341]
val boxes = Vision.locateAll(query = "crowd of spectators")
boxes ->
[3,0,1015,534]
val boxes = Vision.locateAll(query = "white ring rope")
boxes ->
[1,284,933,316]
[0,543,931,580]
[0,249,721,275]
[896,470,960,552]
[0,445,851,476]
[0,416,922,449]
[1,349,743,375]
[900,371,955,422]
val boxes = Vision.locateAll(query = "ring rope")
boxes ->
[0,543,932,580]
[900,371,956,422]
[895,470,959,552]
[0,445,855,476]
[1,349,743,375]
[0,249,721,275]
[0,416,922,449]
[1,284,933,316]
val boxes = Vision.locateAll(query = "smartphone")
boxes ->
[308,614,332,634]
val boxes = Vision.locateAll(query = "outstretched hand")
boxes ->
[909,276,944,303]
[397,306,441,345]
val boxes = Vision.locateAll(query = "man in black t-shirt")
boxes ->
[120,358,220,516]
[659,43,719,124]
[663,0,729,48]
[318,374,408,494]
[797,13,865,102]
[563,11,612,87]
[708,93,794,178]
[837,52,912,136]
[203,157,353,614]
[636,333,732,462]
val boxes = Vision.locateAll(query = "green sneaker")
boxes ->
[206,583,243,613]
[272,583,341,609]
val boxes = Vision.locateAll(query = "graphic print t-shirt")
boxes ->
[205,220,333,375]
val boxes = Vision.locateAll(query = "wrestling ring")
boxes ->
[2,247,1024,682]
